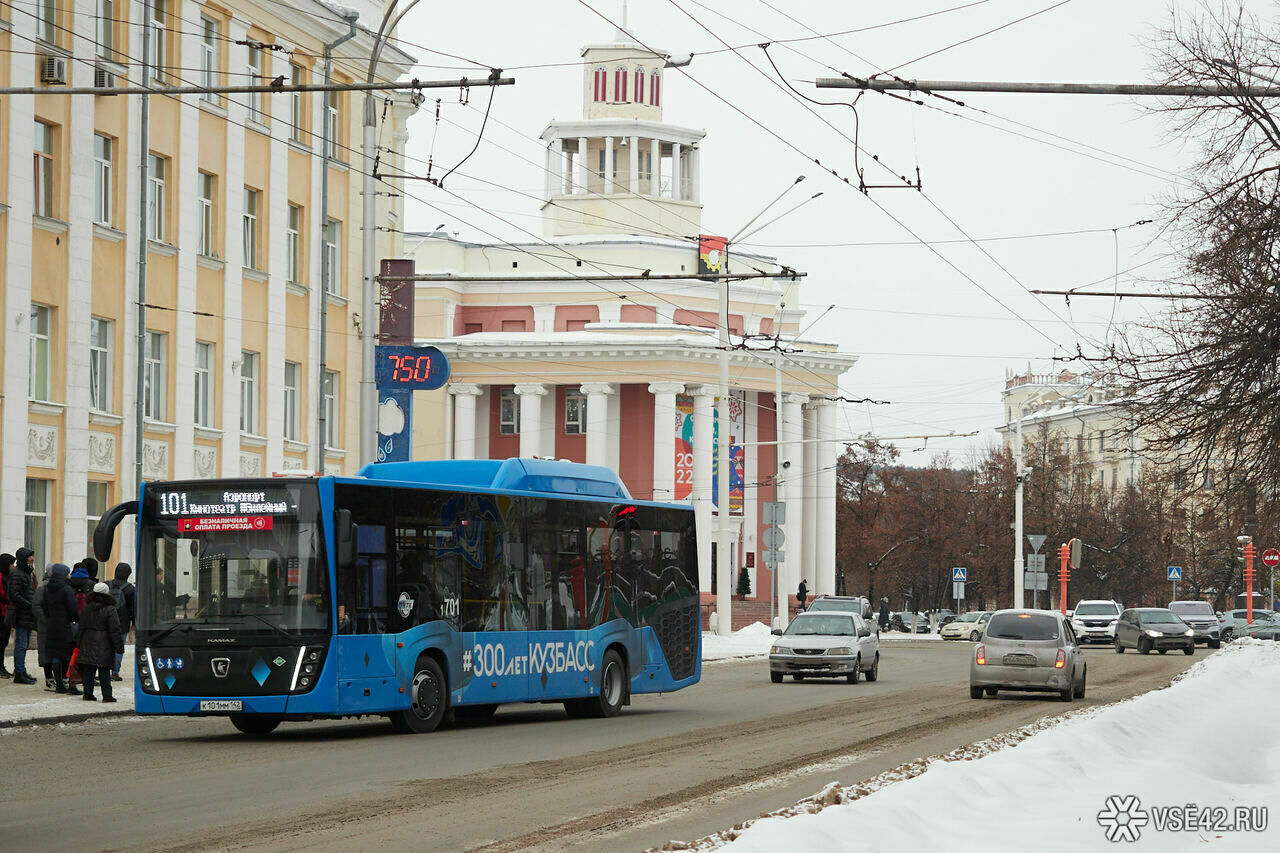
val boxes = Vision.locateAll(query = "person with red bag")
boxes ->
[41,563,80,695]
[76,582,123,702]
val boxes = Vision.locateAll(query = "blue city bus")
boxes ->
[93,458,701,735]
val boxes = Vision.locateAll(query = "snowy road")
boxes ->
[4,641,1200,852]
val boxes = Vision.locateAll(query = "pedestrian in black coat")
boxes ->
[878,598,891,631]
[108,563,136,680]
[42,564,81,695]
[77,583,123,702]
[6,548,38,683]
[797,578,808,612]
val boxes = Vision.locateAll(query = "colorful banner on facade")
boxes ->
[673,391,744,514]
[698,234,726,276]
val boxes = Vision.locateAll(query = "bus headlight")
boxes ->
[290,644,327,693]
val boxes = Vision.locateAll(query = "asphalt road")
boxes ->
[5,639,1202,852]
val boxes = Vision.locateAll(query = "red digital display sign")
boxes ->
[374,345,450,390]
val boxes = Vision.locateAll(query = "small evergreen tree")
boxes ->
[736,565,752,598]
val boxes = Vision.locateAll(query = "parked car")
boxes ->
[1238,621,1280,641]
[1224,609,1277,639]
[1217,610,1234,642]
[807,595,873,623]
[890,612,929,633]
[927,609,957,630]
[940,611,992,641]
[1113,608,1195,655]
[969,610,1086,702]
[1069,600,1123,645]
[769,611,880,684]
[1167,600,1222,648]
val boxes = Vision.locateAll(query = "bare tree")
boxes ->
[1111,4,1280,496]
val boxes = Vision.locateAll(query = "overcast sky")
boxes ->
[393,0,1224,464]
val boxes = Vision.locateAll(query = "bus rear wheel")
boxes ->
[231,715,280,735]
[391,657,447,734]
[586,649,626,718]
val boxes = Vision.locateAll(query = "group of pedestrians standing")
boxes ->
[0,549,135,702]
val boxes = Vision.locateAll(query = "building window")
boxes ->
[615,66,628,102]
[194,341,213,427]
[1097,430,1105,453]
[325,89,339,157]
[499,389,520,435]
[89,317,112,412]
[98,0,116,60]
[243,187,259,269]
[324,219,340,293]
[283,361,300,441]
[565,391,587,435]
[147,154,166,242]
[501,319,527,332]
[144,330,166,421]
[323,371,339,447]
[93,134,112,225]
[197,172,215,256]
[200,16,219,104]
[246,45,263,123]
[29,304,51,401]
[36,0,57,43]
[287,204,301,284]
[240,351,259,434]
[463,323,483,335]
[593,66,606,102]
[650,70,660,106]
[1173,469,1187,491]
[149,0,166,79]
[634,66,644,102]
[34,121,54,218]
[86,481,109,554]
[25,479,50,567]
[290,64,304,142]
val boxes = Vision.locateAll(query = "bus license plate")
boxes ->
[199,700,242,712]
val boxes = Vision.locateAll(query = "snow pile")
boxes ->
[702,623,775,661]
[675,640,1280,851]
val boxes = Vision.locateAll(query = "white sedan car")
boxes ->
[769,611,880,684]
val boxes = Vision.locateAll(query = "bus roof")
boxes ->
[354,457,634,501]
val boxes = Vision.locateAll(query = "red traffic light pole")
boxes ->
[1058,543,1070,615]
[1245,542,1256,624]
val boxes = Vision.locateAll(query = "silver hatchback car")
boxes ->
[969,609,1086,702]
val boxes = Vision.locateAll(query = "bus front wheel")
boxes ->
[231,715,280,735]
[587,649,626,718]
[392,657,448,734]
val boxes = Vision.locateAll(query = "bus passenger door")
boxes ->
[458,502,528,706]
[335,524,395,685]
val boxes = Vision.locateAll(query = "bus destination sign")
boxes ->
[157,490,294,519]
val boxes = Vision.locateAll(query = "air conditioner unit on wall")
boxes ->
[40,55,67,85]
[94,64,116,92]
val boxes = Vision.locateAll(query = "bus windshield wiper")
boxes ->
[237,612,298,641]
[147,620,210,643]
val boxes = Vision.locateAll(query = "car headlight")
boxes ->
[827,647,853,656]
[1184,629,1194,637]
[1145,629,1161,638]
[770,645,784,655]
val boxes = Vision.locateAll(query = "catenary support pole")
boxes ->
[1014,417,1025,609]
[134,0,153,495]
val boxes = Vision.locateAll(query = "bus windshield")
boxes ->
[138,481,331,638]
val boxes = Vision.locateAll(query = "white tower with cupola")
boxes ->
[539,3,705,238]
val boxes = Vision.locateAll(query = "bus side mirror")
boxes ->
[93,501,138,563]
[335,509,357,568]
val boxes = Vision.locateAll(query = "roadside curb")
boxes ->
[0,709,134,729]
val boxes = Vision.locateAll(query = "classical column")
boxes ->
[802,399,818,595]
[689,146,700,203]
[650,137,661,196]
[813,398,838,596]
[449,383,483,460]
[604,136,615,194]
[628,136,640,194]
[580,382,615,467]
[691,385,716,591]
[648,381,684,500]
[780,393,808,609]
[577,136,589,193]
[514,383,548,458]
[552,138,565,195]
[544,142,555,199]
[672,142,682,200]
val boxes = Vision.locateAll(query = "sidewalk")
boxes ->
[1,645,136,728]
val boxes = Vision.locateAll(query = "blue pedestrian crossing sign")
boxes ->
[1167,566,1182,581]
[952,567,967,581]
